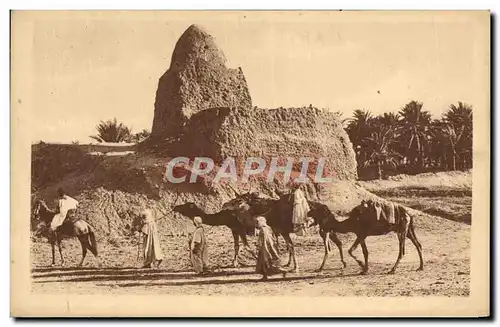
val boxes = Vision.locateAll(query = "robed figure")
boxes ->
[140,209,163,268]
[255,216,288,280]
[190,216,209,275]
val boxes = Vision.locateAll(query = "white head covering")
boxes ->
[193,216,203,227]
[256,216,267,227]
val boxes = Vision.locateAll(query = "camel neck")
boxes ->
[199,211,230,226]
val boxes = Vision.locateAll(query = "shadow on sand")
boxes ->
[113,274,336,288]
[32,266,261,283]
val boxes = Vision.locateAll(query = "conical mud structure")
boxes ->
[144,24,358,183]
[151,24,252,138]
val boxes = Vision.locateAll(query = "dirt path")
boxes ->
[31,211,470,297]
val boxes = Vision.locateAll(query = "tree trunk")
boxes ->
[451,146,457,171]
[377,162,383,179]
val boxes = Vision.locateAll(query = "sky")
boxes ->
[14,11,489,143]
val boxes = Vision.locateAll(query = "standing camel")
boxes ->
[301,201,347,271]
[307,199,424,274]
[32,199,99,267]
[221,191,302,272]
[172,202,257,267]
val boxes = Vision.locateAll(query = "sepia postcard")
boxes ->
[10,10,490,317]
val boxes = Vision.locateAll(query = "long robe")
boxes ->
[51,195,79,230]
[190,226,208,273]
[141,217,163,267]
[256,225,286,276]
[292,188,310,235]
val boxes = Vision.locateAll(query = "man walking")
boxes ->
[140,208,163,268]
[190,216,209,275]
[255,216,288,281]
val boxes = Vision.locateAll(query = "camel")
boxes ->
[172,202,257,267]
[32,199,99,267]
[221,191,302,272]
[299,201,347,271]
[307,199,424,274]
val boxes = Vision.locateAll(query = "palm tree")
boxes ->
[346,109,374,165]
[444,102,473,169]
[130,129,151,143]
[363,125,403,179]
[379,112,401,127]
[332,111,349,129]
[398,101,432,170]
[90,118,132,143]
[444,102,473,131]
[441,123,465,171]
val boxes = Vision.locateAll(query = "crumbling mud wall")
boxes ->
[158,106,358,182]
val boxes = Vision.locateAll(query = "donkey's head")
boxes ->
[32,199,50,220]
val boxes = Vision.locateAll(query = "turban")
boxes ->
[193,216,203,226]
[256,216,267,226]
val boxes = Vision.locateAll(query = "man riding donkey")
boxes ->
[50,187,79,239]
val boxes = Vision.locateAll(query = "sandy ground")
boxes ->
[31,209,470,297]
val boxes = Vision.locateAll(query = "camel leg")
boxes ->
[348,236,365,273]
[316,232,330,272]
[389,223,409,274]
[282,233,298,272]
[78,236,88,267]
[329,233,347,268]
[242,234,257,259]
[407,223,424,271]
[360,240,369,274]
[231,230,240,268]
[278,230,292,267]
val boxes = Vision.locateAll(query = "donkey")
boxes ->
[32,199,99,267]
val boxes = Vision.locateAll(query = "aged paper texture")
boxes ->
[11,10,490,317]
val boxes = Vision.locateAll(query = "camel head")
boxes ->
[172,202,204,219]
[221,192,257,213]
[306,202,333,227]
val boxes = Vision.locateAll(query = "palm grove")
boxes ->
[89,101,472,181]
[345,101,473,180]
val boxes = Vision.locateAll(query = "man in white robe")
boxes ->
[190,216,209,275]
[141,209,163,268]
[292,184,310,236]
[51,187,79,233]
